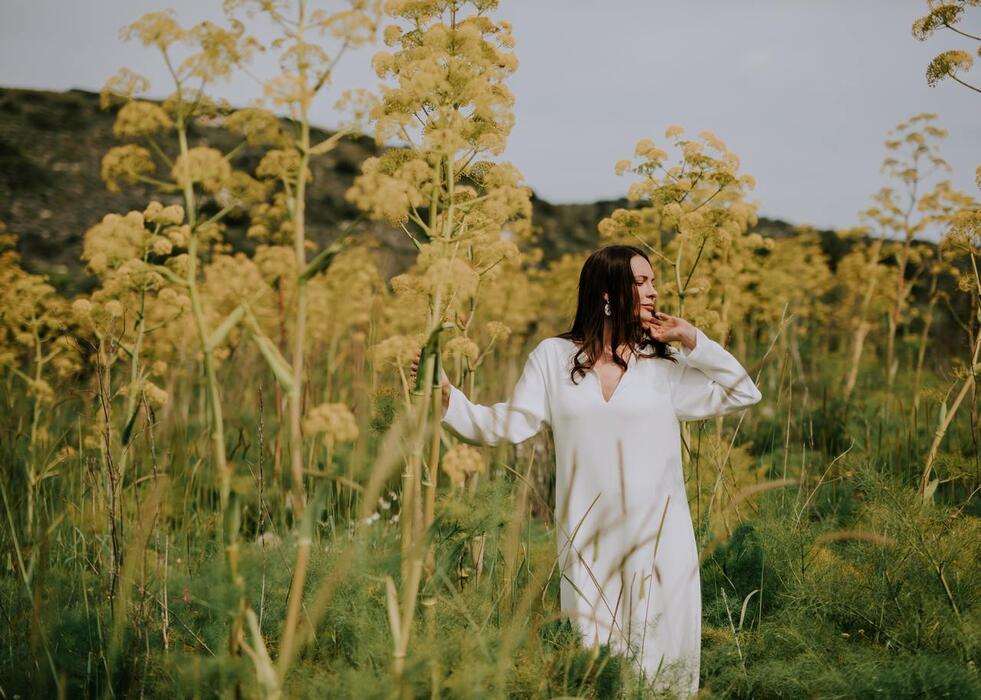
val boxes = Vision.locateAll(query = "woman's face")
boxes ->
[631,255,658,324]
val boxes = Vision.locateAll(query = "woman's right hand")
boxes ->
[410,348,450,389]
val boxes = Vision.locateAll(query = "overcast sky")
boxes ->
[1,0,978,231]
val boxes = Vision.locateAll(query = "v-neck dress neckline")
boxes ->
[590,351,637,404]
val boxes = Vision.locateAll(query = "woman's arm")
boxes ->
[668,327,762,421]
[414,344,551,447]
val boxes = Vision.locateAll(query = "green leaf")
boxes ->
[298,483,328,543]
[206,304,246,351]
[253,333,295,394]
[299,235,349,284]
[308,130,349,157]
[150,264,189,288]
[121,404,141,446]
[224,491,241,547]
[412,342,432,396]
[242,299,295,394]
[412,323,456,395]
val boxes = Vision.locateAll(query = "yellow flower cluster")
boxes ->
[596,128,770,338]
[180,19,260,83]
[101,145,155,192]
[345,149,430,224]
[113,101,173,138]
[370,333,424,369]
[464,161,534,243]
[253,244,297,285]
[606,133,760,239]
[82,212,148,275]
[172,146,231,192]
[750,229,832,332]
[224,108,290,147]
[441,444,486,486]
[370,6,517,154]
[27,378,55,404]
[485,321,511,341]
[303,402,360,444]
[138,379,169,408]
[202,252,276,341]
[216,171,270,214]
[161,90,224,123]
[118,10,258,93]
[311,4,379,45]
[100,68,151,109]
[120,9,184,49]
[256,149,310,184]
[421,254,479,299]
[0,223,79,381]
[444,335,479,364]
[306,243,386,347]
[926,50,974,88]
[346,2,536,370]
[248,192,294,243]
[144,201,185,227]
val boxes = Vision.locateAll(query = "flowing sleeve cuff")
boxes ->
[678,327,712,365]
[670,326,762,420]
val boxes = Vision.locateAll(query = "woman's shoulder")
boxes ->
[529,336,576,364]
[535,335,577,352]
[529,335,681,366]
[532,336,675,356]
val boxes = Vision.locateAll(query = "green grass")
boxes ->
[0,341,978,699]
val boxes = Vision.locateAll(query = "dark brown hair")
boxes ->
[555,244,676,385]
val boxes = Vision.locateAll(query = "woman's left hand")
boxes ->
[645,311,698,350]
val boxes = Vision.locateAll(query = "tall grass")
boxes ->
[1,310,979,698]
[1,2,979,698]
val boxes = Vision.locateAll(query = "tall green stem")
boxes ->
[177,118,230,512]
[118,273,148,485]
[289,3,311,518]
[26,318,43,542]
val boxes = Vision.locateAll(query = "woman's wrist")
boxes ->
[679,325,698,351]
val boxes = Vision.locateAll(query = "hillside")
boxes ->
[0,87,834,294]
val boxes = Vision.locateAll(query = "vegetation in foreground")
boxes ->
[1,1,979,698]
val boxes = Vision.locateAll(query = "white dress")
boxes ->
[440,327,762,695]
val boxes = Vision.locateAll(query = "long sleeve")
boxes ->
[440,344,551,447]
[669,327,762,422]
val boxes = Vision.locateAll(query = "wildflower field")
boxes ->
[1,1,979,698]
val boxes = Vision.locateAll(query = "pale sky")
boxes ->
[1,0,978,232]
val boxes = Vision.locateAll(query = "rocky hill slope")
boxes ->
[0,87,830,295]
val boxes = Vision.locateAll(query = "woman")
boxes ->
[411,244,762,695]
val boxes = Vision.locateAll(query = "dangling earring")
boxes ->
[604,300,611,317]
